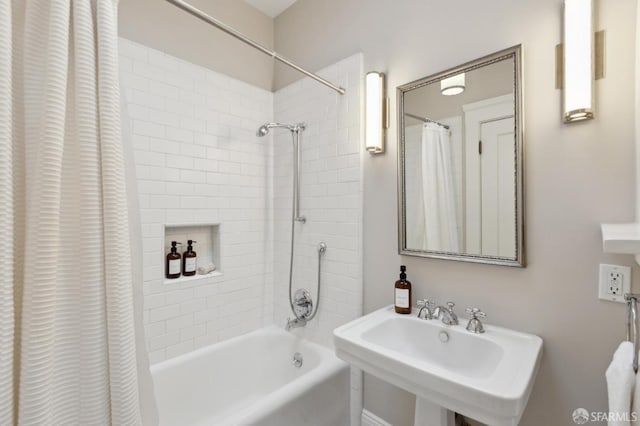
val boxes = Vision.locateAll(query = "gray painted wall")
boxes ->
[119,0,275,91]
[275,0,638,425]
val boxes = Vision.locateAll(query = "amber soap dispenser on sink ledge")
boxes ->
[394,265,412,314]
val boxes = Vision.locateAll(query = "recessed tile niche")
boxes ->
[163,224,221,284]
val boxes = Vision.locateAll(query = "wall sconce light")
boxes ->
[563,0,594,122]
[440,73,465,96]
[365,71,388,154]
[558,0,605,123]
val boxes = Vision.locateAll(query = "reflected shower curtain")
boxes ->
[0,1,154,424]
[420,122,459,252]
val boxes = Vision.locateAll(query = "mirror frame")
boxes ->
[397,45,525,267]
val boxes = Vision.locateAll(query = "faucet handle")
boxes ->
[446,301,456,312]
[465,307,486,318]
[465,308,486,334]
[417,299,428,307]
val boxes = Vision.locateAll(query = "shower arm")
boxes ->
[163,0,346,95]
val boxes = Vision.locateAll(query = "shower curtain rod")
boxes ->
[163,0,346,95]
[404,113,450,130]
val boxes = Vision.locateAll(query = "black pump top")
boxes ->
[186,240,197,251]
[399,265,407,280]
[170,241,181,254]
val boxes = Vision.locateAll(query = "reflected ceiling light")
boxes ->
[562,0,594,122]
[365,71,388,154]
[440,73,465,96]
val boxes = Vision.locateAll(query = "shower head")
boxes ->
[256,124,271,137]
[256,122,306,137]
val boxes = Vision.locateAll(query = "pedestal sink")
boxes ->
[333,306,542,426]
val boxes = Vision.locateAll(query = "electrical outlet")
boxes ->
[598,264,631,303]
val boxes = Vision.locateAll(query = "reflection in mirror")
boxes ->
[398,46,524,267]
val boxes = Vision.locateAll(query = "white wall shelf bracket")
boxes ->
[601,223,640,265]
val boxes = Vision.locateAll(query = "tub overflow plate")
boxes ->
[293,352,303,368]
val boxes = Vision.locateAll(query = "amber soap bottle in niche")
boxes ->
[182,240,197,276]
[166,241,182,279]
[394,265,412,314]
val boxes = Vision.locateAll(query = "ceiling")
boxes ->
[243,0,299,18]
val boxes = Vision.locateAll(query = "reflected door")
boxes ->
[463,94,515,258]
[480,117,515,257]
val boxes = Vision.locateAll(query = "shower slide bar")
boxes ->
[163,0,347,95]
[625,293,639,373]
[404,113,450,130]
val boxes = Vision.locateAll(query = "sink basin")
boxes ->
[334,306,542,426]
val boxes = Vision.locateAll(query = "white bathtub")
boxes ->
[151,326,350,426]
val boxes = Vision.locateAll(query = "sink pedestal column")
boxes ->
[415,397,454,426]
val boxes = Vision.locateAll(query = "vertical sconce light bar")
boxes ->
[563,0,594,122]
[366,71,386,154]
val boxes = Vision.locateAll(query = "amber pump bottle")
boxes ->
[166,241,182,279]
[394,265,412,314]
[182,240,197,276]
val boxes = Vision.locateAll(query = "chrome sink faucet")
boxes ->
[435,302,459,326]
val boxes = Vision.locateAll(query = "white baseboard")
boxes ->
[361,409,393,426]
[360,408,482,426]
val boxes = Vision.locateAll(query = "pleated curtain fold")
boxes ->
[0,1,153,424]
[420,122,459,252]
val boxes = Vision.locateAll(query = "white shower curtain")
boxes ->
[0,1,154,424]
[420,122,459,252]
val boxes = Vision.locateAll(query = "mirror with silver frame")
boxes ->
[397,45,524,267]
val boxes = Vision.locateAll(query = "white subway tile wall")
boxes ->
[120,38,363,369]
[272,54,364,348]
[119,38,274,363]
